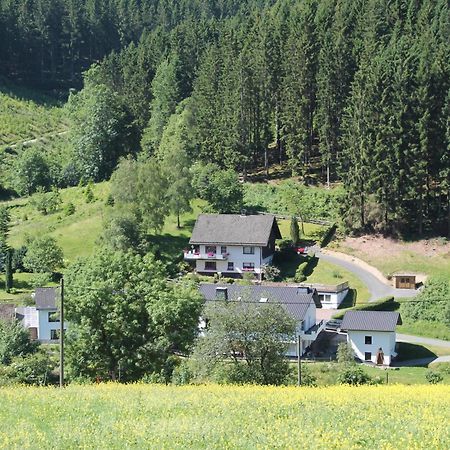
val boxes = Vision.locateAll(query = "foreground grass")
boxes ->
[303,360,450,385]
[0,384,448,449]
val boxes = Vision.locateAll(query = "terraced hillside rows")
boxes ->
[0,384,448,449]
[0,87,70,149]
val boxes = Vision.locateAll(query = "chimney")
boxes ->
[215,287,228,301]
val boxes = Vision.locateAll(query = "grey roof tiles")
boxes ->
[198,283,315,322]
[189,214,281,246]
[341,311,402,332]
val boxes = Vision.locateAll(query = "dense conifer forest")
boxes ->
[0,0,449,236]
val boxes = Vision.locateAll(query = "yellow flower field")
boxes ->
[0,384,448,449]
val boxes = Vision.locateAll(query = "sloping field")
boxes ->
[0,87,69,148]
[0,384,448,449]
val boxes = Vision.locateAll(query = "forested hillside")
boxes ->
[0,0,449,237]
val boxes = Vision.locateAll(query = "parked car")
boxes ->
[295,246,308,255]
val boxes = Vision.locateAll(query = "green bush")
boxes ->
[294,261,308,282]
[338,366,372,385]
[64,202,76,216]
[425,370,443,384]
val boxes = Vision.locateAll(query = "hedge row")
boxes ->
[332,296,397,320]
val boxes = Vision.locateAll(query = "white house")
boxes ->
[198,283,325,356]
[341,311,402,366]
[184,214,282,278]
[299,282,349,309]
[16,287,68,342]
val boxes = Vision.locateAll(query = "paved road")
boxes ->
[316,249,418,302]
[397,334,450,349]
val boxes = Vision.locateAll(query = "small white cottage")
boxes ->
[341,310,402,366]
[16,287,68,342]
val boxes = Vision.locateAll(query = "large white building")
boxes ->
[198,283,325,356]
[341,311,402,366]
[184,214,282,278]
[16,287,68,342]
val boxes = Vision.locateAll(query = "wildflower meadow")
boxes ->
[0,384,448,449]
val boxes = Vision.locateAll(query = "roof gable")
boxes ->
[198,283,315,322]
[34,287,58,309]
[190,214,281,246]
[341,311,401,332]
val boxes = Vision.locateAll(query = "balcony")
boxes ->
[300,320,326,341]
[183,250,228,261]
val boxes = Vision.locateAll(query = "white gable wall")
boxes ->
[347,330,396,365]
[318,289,348,309]
[37,309,68,341]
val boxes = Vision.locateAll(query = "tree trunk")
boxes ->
[177,211,180,229]
[447,189,450,239]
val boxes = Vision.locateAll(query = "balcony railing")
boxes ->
[184,251,228,260]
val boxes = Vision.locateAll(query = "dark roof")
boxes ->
[198,283,315,322]
[341,311,402,332]
[190,214,281,246]
[34,287,57,309]
[0,304,15,322]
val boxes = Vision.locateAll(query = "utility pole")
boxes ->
[59,277,64,388]
[297,334,302,386]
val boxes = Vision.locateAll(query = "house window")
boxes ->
[48,312,60,322]
[364,352,372,361]
[50,329,59,340]
[365,336,372,345]
[323,294,331,302]
[243,262,255,271]
[221,246,227,254]
[243,246,255,254]
[227,262,234,271]
[204,261,217,271]
[205,245,216,255]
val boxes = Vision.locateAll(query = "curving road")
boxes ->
[315,248,418,302]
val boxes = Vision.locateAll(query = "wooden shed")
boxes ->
[392,273,416,290]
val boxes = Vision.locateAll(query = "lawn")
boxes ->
[0,384,448,448]
[302,360,450,385]
[277,218,326,242]
[397,320,450,341]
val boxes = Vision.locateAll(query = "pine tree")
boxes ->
[5,248,13,293]
[290,216,300,245]
[141,54,180,156]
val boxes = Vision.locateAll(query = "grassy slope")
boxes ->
[0,85,69,149]
[0,384,448,448]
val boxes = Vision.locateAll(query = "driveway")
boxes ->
[315,249,418,302]
[397,334,450,349]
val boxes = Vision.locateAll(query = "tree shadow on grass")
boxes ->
[150,234,190,260]
[396,342,437,363]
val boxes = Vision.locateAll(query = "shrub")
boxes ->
[263,264,281,281]
[85,183,95,203]
[337,342,355,365]
[278,239,294,254]
[426,370,443,384]
[294,262,308,282]
[338,366,372,385]
[64,202,76,216]
[30,186,62,215]
[105,193,115,206]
